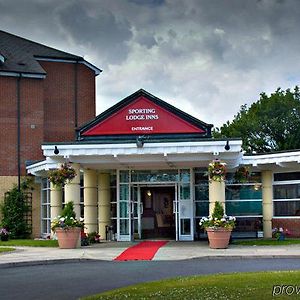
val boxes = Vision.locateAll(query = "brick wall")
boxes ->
[41,61,96,142]
[0,61,96,176]
[272,218,300,237]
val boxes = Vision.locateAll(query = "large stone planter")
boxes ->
[55,227,81,249]
[206,228,232,249]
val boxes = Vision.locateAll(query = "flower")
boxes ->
[199,201,236,230]
[51,202,83,232]
[234,166,250,183]
[272,227,290,240]
[0,228,9,236]
[48,163,77,187]
[207,159,227,182]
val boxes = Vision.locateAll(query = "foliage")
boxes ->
[0,239,58,247]
[82,271,300,300]
[51,202,83,232]
[87,232,101,243]
[234,166,250,183]
[213,86,300,153]
[48,163,76,187]
[272,227,290,241]
[233,238,300,246]
[0,178,32,238]
[199,201,236,230]
[207,159,227,181]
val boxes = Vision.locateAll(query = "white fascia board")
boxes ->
[242,151,300,166]
[42,140,242,158]
[26,158,60,175]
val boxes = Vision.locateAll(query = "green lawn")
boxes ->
[82,271,300,300]
[0,247,15,253]
[0,239,58,247]
[232,238,300,246]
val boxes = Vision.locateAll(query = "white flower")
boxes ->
[59,217,65,222]
[221,218,226,222]
[70,217,74,220]
[80,217,84,222]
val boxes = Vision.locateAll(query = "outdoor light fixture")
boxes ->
[136,136,144,148]
[224,140,230,151]
[54,146,59,155]
[147,190,152,197]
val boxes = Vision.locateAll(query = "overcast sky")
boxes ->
[1,0,300,127]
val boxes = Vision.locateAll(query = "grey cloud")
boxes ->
[56,1,133,65]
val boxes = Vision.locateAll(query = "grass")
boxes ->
[0,247,15,253]
[82,270,300,300]
[0,239,58,247]
[232,238,300,246]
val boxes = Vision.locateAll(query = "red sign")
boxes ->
[83,96,205,136]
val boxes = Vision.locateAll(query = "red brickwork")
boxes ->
[272,218,300,237]
[0,61,96,176]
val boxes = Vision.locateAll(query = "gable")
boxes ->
[78,89,213,141]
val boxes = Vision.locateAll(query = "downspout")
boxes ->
[17,74,22,192]
[74,61,78,132]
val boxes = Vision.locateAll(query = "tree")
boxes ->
[213,86,300,153]
[0,178,33,238]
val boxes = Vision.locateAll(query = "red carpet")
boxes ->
[114,241,168,261]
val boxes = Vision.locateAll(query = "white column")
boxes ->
[98,173,111,239]
[50,183,62,221]
[262,170,273,238]
[84,169,98,233]
[64,163,81,219]
[209,180,226,215]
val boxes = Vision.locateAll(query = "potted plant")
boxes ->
[200,201,236,249]
[272,227,290,241]
[48,163,77,188]
[51,202,84,249]
[0,228,10,241]
[207,159,227,181]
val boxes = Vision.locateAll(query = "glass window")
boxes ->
[180,169,190,183]
[41,178,51,237]
[195,185,209,200]
[195,201,209,217]
[119,184,129,200]
[180,219,191,235]
[226,185,262,200]
[131,170,178,182]
[226,201,262,216]
[273,184,300,199]
[274,172,300,182]
[274,201,300,216]
[180,184,190,200]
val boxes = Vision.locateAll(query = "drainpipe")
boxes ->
[74,61,78,133]
[17,74,22,192]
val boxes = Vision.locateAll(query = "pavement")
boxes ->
[1,240,300,267]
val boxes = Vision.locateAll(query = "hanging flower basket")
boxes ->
[207,159,227,182]
[48,163,76,187]
[234,166,250,183]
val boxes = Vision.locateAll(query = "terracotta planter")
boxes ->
[206,228,232,249]
[55,227,81,249]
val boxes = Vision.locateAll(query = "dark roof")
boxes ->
[77,89,213,142]
[0,30,100,75]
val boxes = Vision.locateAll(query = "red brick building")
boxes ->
[0,30,101,235]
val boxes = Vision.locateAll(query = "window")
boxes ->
[194,169,209,217]
[41,178,51,237]
[273,172,300,217]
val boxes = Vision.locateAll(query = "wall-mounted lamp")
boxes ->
[147,190,152,197]
[136,136,145,148]
[224,140,230,151]
[54,146,59,155]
